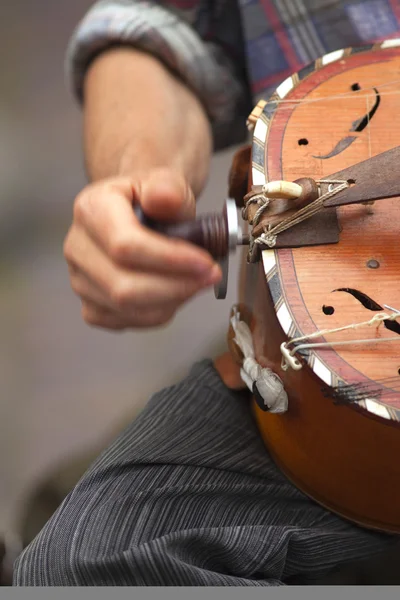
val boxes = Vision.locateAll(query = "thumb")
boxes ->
[139,168,196,222]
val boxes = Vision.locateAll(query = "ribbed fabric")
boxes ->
[13,360,397,586]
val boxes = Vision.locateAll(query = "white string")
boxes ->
[366,92,372,161]
[242,193,270,226]
[245,80,400,247]
[252,179,348,248]
[281,309,400,370]
[265,79,400,107]
[287,310,398,347]
[291,335,400,353]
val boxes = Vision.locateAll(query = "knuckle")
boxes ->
[109,235,136,264]
[69,275,81,296]
[109,236,130,263]
[109,278,137,310]
[73,189,91,223]
[63,233,74,263]
[81,304,126,331]
[73,181,106,223]
[73,179,126,225]
[81,304,98,326]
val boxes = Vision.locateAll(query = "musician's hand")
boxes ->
[64,169,222,330]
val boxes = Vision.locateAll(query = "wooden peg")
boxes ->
[245,177,321,237]
[292,178,320,208]
[260,178,320,206]
[262,181,303,200]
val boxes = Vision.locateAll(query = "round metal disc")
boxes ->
[225,197,239,250]
[214,199,239,299]
[214,256,229,299]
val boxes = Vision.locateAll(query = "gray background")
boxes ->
[0,1,240,534]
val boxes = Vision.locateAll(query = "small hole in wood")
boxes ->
[351,83,361,91]
[298,138,309,146]
[367,259,380,269]
[322,305,335,315]
[347,178,356,186]
[398,368,400,376]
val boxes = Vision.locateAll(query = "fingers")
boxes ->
[140,168,196,222]
[80,299,178,330]
[65,226,221,311]
[73,177,215,276]
[68,264,113,312]
[65,171,222,332]
[80,302,128,331]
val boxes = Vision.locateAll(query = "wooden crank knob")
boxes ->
[133,199,247,299]
[133,198,243,260]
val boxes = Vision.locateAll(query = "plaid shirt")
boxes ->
[67,0,400,149]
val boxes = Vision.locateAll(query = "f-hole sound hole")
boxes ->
[351,83,361,91]
[384,320,400,336]
[322,305,335,316]
[298,138,309,146]
[334,288,382,311]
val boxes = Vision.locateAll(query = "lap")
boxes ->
[13,360,397,586]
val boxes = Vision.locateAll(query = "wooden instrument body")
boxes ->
[236,41,400,532]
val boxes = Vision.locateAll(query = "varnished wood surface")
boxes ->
[238,46,400,532]
[275,51,400,409]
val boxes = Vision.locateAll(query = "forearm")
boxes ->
[83,47,213,196]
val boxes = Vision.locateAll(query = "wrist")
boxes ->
[83,48,212,194]
[116,137,210,197]
[117,140,186,180]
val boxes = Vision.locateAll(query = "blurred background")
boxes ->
[0,1,240,543]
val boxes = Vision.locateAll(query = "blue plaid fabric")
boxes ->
[67,0,400,148]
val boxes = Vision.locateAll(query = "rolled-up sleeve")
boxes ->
[66,0,252,149]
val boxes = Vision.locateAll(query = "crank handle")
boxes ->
[133,198,248,299]
[133,198,246,259]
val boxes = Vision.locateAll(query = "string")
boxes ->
[250,179,348,248]
[245,80,400,246]
[254,80,399,156]
[261,79,400,108]
[344,376,400,388]
[254,77,400,368]
[281,310,400,370]
[366,92,372,160]
[335,376,400,393]
[327,374,400,403]
[248,83,400,168]
[286,310,399,348]
[256,85,399,146]
[290,335,400,353]
[242,193,270,226]
[249,78,400,154]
